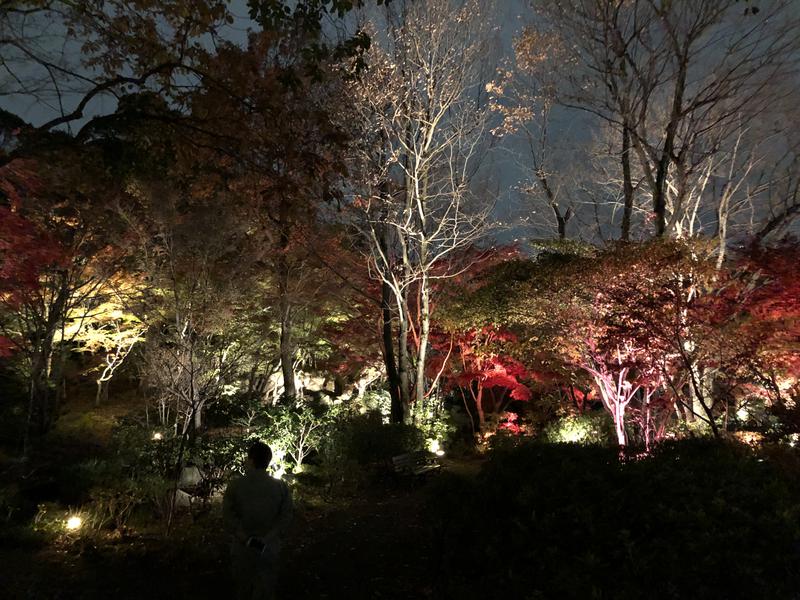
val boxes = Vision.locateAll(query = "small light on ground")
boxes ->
[66,516,82,531]
[152,432,163,441]
[429,439,445,456]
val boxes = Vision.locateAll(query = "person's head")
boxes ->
[247,441,272,470]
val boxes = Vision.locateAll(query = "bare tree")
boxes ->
[512,0,800,240]
[489,27,580,240]
[350,0,496,421]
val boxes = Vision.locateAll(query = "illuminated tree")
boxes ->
[311,233,388,398]
[119,178,254,436]
[0,200,64,360]
[0,141,136,452]
[429,325,532,438]
[723,241,800,412]
[581,241,729,442]
[175,27,353,403]
[491,241,727,447]
[350,0,496,421]
[66,275,145,406]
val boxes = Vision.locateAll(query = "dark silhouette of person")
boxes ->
[223,441,293,600]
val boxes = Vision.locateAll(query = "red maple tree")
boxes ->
[429,324,532,437]
[0,163,65,357]
[724,240,800,410]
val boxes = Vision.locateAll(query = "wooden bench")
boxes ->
[391,451,442,477]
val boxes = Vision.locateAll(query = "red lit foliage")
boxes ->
[429,324,532,437]
[0,207,64,300]
[404,245,521,357]
[726,240,800,409]
[0,165,65,356]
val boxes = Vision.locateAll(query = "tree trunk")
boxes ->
[95,379,108,407]
[24,277,69,453]
[379,224,404,423]
[621,126,634,241]
[686,363,720,438]
[551,203,572,240]
[652,52,687,238]
[246,357,260,397]
[382,283,403,423]
[24,358,49,455]
[193,400,203,431]
[277,198,296,402]
[537,168,572,240]
[414,273,431,406]
[397,210,413,422]
[613,403,627,447]
[397,300,412,423]
[279,299,296,401]
[475,385,485,435]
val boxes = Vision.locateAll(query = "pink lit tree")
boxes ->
[508,240,724,448]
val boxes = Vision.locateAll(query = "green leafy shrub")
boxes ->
[410,395,459,451]
[356,390,392,422]
[65,452,172,530]
[431,439,800,599]
[32,502,79,536]
[664,416,714,440]
[260,401,332,472]
[316,438,363,495]
[314,410,427,494]
[328,411,425,465]
[88,473,168,531]
[205,389,263,428]
[181,433,252,499]
[99,424,249,517]
[540,410,615,445]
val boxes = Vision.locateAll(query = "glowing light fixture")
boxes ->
[428,439,445,457]
[66,516,82,531]
[152,432,163,441]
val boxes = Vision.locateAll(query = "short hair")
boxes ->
[248,441,272,469]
